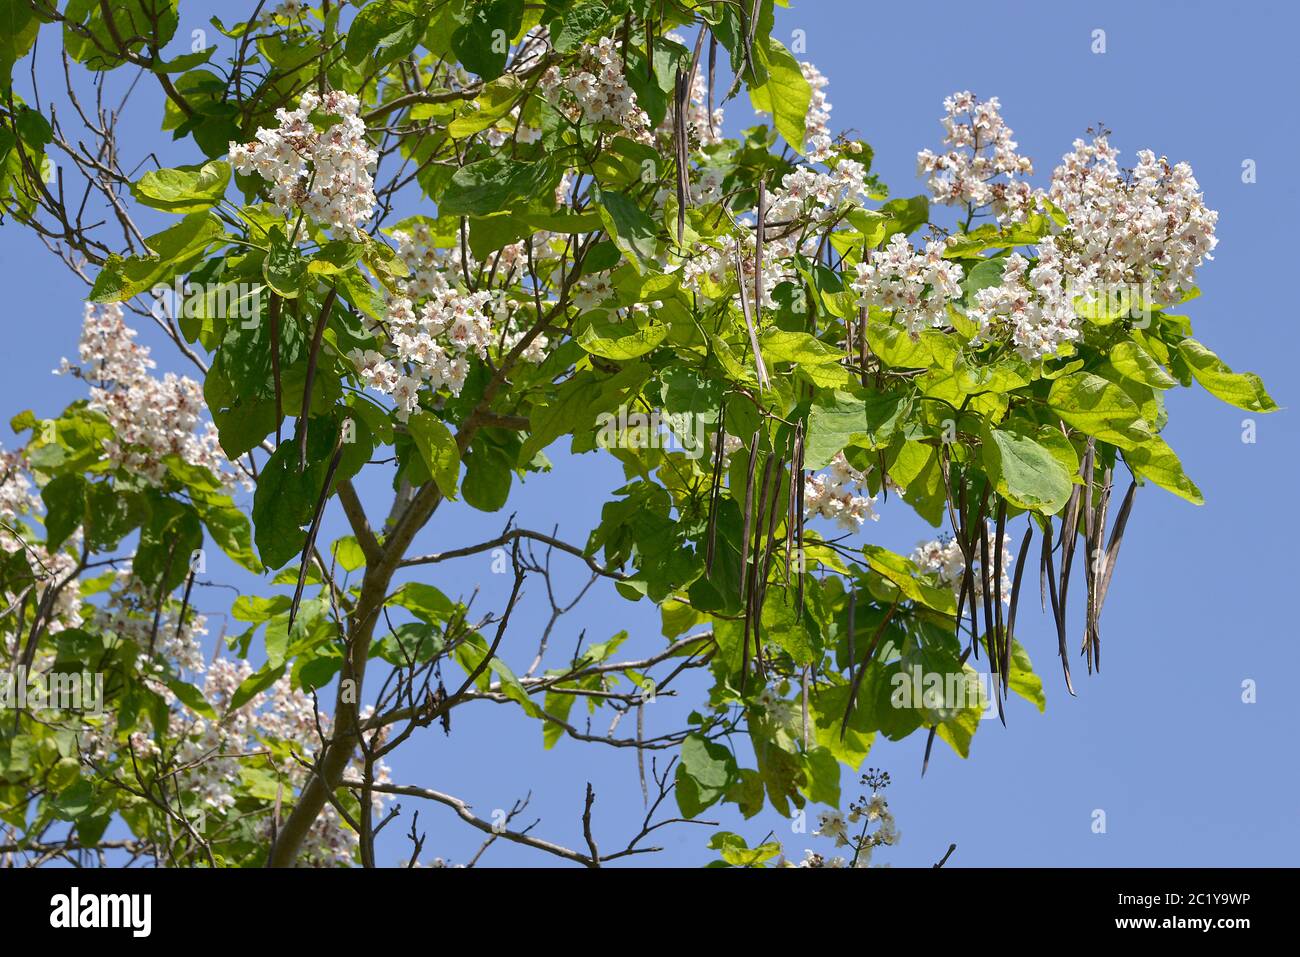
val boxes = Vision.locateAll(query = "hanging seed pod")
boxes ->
[784,421,803,582]
[738,429,760,602]
[299,286,337,472]
[1087,466,1113,673]
[747,450,778,677]
[858,306,870,388]
[645,14,654,80]
[289,425,347,632]
[755,175,766,328]
[994,498,1008,684]
[1041,517,1076,696]
[707,35,717,139]
[1005,521,1034,680]
[841,597,899,741]
[673,70,688,247]
[794,424,807,617]
[1096,479,1137,619]
[268,292,284,447]
[1058,438,1093,657]
[734,244,770,390]
[704,396,728,574]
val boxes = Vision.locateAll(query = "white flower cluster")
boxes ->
[350,225,548,418]
[0,543,83,658]
[230,90,378,240]
[0,444,38,555]
[1048,136,1218,306]
[79,653,391,867]
[803,452,878,531]
[801,62,833,162]
[912,532,1013,604]
[681,160,870,311]
[804,791,898,868]
[916,91,1035,224]
[540,37,652,143]
[92,570,208,676]
[966,247,1080,360]
[58,303,235,488]
[851,233,964,337]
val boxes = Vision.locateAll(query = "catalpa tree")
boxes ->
[0,0,1276,868]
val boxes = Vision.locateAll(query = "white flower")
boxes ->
[851,233,964,337]
[230,90,378,240]
[814,809,850,847]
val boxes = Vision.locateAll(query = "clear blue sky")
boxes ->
[4,0,1295,866]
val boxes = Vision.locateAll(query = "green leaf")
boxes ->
[250,426,340,569]
[229,662,286,710]
[595,187,658,271]
[804,391,907,469]
[41,473,86,550]
[447,75,523,137]
[450,0,524,80]
[440,158,551,216]
[166,679,216,718]
[0,0,39,82]
[1177,339,1278,413]
[346,0,425,68]
[676,733,736,817]
[1047,372,1154,451]
[862,544,957,615]
[1124,435,1203,505]
[1006,639,1045,712]
[577,317,666,360]
[89,213,226,302]
[981,425,1073,514]
[195,493,262,572]
[264,228,307,299]
[747,37,811,152]
[800,746,841,807]
[130,160,230,213]
[407,412,460,500]
[1109,339,1177,390]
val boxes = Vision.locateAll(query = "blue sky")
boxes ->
[4,0,1296,866]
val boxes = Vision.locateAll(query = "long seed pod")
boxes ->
[841,597,899,741]
[922,647,973,776]
[289,426,347,632]
[646,12,654,80]
[754,174,766,329]
[1005,521,1034,670]
[298,286,337,472]
[1081,452,1099,672]
[977,494,1005,725]
[784,421,803,581]
[268,292,284,446]
[1041,517,1076,695]
[673,29,707,249]
[707,35,717,139]
[748,449,778,676]
[1088,466,1113,672]
[734,244,770,389]
[1058,438,1093,655]
[1096,479,1137,618]
[858,306,870,388]
[801,665,811,750]
[704,396,728,574]
[673,70,688,247]
[794,424,807,617]
[994,498,1008,684]
[738,430,760,602]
